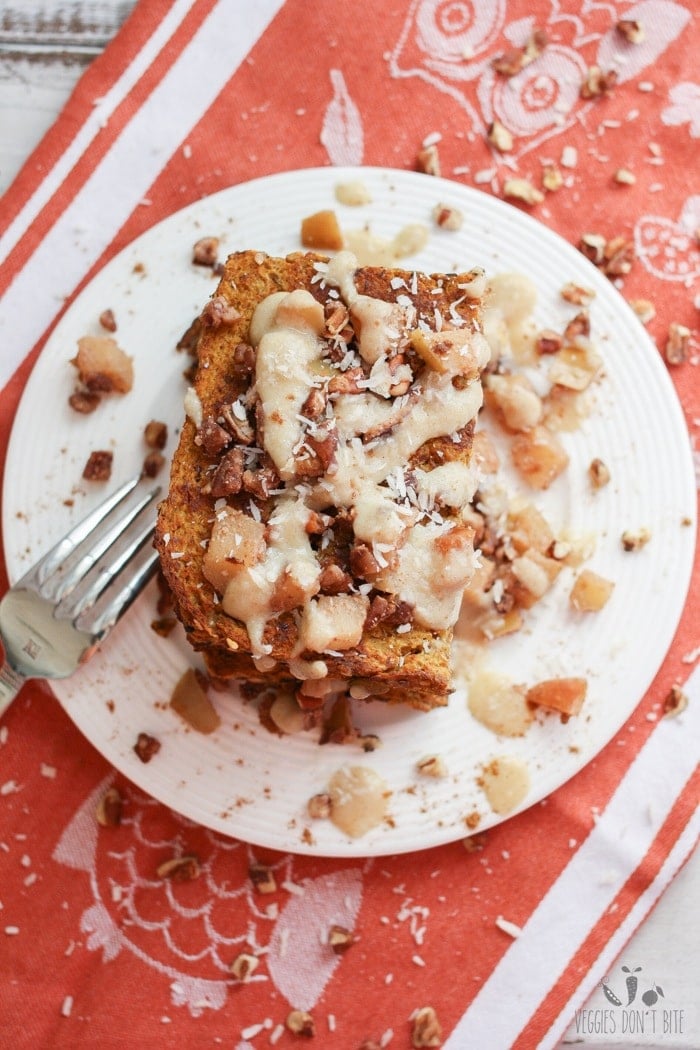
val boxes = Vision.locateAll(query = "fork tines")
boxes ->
[20,475,161,637]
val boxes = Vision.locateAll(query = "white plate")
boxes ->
[3,167,696,857]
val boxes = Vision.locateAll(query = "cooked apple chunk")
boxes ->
[202,507,267,592]
[526,676,587,718]
[511,425,569,489]
[299,594,370,653]
[72,335,134,393]
[300,209,344,251]
[570,569,614,612]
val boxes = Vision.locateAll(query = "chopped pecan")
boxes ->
[663,684,688,718]
[319,563,352,595]
[617,18,645,43]
[141,451,165,478]
[83,450,113,482]
[411,1005,443,1048]
[535,329,563,355]
[363,595,391,632]
[242,465,281,500]
[629,299,656,324]
[561,283,595,306]
[664,323,690,365]
[503,178,544,206]
[195,417,231,455]
[579,233,607,265]
[350,543,380,580]
[301,386,327,420]
[602,235,634,276]
[200,295,240,327]
[305,510,331,535]
[580,66,618,98]
[432,203,464,229]
[328,924,355,954]
[542,164,563,191]
[588,457,611,489]
[417,754,448,778]
[192,236,219,267]
[294,425,338,477]
[621,527,651,551]
[563,311,590,342]
[96,786,123,827]
[220,402,255,445]
[286,1010,315,1037]
[328,367,365,395]
[579,234,634,277]
[99,308,117,332]
[210,447,245,497]
[229,952,259,982]
[492,29,547,76]
[417,143,441,176]
[157,855,201,882]
[486,120,513,152]
[134,732,161,763]
[307,792,333,819]
[144,419,167,449]
[68,390,101,414]
[233,341,256,373]
[249,863,277,894]
[324,301,350,338]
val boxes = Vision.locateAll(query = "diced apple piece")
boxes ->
[479,607,524,640]
[300,209,344,250]
[72,336,134,393]
[570,569,614,612]
[508,503,555,554]
[298,593,370,653]
[409,327,481,377]
[542,386,587,433]
[511,425,569,489]
[468,670,533,736]
[170,668,221,734]
[274,289,325,335]
[549,344,602,392]
[510,549,562,607]
[203,507,267,592]
[270,561,321,613]
[485,373,542,431]
[526,677,587,718]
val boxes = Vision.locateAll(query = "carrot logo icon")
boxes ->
[622,965,642,1005]
[601,964,646,1008]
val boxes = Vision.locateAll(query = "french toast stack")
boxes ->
[156,249,489,710]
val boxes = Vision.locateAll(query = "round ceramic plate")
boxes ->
[3,167,696,857]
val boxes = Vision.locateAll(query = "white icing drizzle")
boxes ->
[209,252,487,661]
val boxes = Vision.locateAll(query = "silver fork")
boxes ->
[0,475,161,717]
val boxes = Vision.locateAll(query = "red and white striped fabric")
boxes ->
[1,2,698,1047]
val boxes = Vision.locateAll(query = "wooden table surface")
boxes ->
[1,4,697,1046]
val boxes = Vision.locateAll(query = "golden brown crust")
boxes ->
[156,250,483,709]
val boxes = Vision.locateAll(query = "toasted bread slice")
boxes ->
[156,250,489,710]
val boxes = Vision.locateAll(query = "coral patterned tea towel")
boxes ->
[0,1,698,1048]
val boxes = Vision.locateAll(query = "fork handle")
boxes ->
[0,657,26,717]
